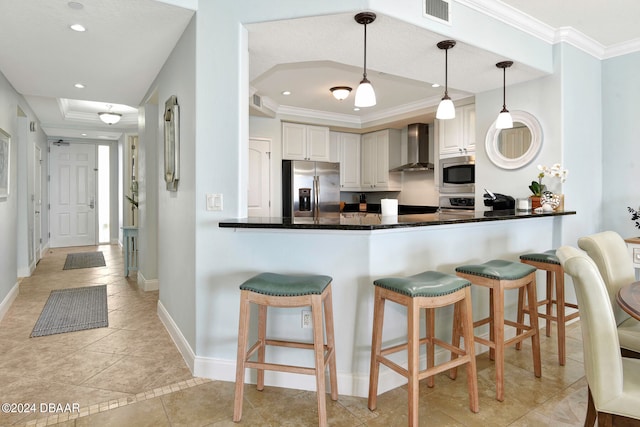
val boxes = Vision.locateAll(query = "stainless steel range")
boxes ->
[439,194,475,212]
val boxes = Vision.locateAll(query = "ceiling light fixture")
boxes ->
[495,60,514,129]
[330,86,352,101]
[436,40,456,120]
[74,83,85,89]
[98,105,122,125]
[281,90,291,96]
[70,24,86,32]
[354,12,376,108]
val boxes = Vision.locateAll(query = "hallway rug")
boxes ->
[63,251,106,270]
[31,285,108,337]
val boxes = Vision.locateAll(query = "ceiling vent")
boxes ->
[424,0,450,24]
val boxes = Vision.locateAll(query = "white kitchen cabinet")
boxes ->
[282,122,330,161]
[333,132,361,190]
[360,129,402,191]
[438,104,476,158]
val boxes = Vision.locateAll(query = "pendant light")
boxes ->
[354,12,376,108]
[436,40,456,120]
[495,61,514,129]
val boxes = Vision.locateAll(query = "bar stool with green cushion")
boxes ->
[368,271,479,426]
[233,272,338,427]
[518,250,579,366]
[455,260,542,402]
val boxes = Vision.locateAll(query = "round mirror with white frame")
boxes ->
[485,110,543,169]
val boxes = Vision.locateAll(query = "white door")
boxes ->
[248,138,270,217]
[50,142,97,247]
[34,145,42,262]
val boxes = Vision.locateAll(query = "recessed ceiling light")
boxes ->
[281,91,291,96]
[81,133,87,136]
[431,83,440,88]
[353,107,360,111]
[70,24,86,32]
[68,1,84,9]
[74,83,85,89]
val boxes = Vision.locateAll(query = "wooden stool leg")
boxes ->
[461,287,479,413]
[323,287,338,401]
[545,271,553,336]
[489,288,496,361]
[516,287,525,351]
[311,295,328,427]
[449,300,462,380]
[555,271,567,366]
[493,284,505,402]
[527,276,542,377]
[257,304,267,391]
[368,287,385,411]
[426,307,435,388]
[233,291,251,422]
[407,299,420,427]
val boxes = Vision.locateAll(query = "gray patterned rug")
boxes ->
[30,285,108,337]
[63,251,106,270]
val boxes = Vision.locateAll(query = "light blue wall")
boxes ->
[0,70,48,312]
[150,16,197,347]
[556,43,602,244]
[602,51,640,236]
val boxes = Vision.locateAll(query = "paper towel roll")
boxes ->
[381,199,398,216]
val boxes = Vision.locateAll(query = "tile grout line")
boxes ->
[21,377,212,427]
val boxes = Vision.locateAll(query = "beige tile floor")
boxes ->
[0,244,588,426]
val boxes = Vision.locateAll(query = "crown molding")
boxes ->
[277,105,362,125]
[458,0,640,59]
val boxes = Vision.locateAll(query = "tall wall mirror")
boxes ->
[485,110,542,169]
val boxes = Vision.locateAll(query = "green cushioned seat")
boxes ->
[455,259,536,280]
[240,272,332,296]
[519,249,559,265]
[374,271,470,298]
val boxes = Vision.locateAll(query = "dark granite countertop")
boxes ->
[218,209,576,231]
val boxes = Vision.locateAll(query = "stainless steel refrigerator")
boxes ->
[282,160,340,218]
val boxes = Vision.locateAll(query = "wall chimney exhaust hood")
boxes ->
[391,123,433,171]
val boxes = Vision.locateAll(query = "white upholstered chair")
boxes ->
[578,231,640,357]
[557,245,640,425]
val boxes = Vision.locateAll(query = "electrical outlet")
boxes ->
[301,310,312,328]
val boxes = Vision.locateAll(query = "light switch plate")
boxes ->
[206,193,223,211]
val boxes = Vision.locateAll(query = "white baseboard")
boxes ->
[157,300,195,373]
[137,271,159,291]
[0,281,20,323]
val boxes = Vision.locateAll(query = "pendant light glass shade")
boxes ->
[354,12,376,108]
[496,110,513,129]
[355,78,376,107]
[436,96,455,120]
[495,61,514,129]
[436,40,456,120]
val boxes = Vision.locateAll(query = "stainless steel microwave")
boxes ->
[440,155,475,193]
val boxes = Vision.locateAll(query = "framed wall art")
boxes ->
[0,128,10,198]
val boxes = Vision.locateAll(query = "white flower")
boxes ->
[538,163,568,183]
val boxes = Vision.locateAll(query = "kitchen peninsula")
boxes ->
[217,209,577,398]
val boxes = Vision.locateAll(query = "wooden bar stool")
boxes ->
[455,260,541,402]
[233,273,337,427]
[518,250,579,365]
[368,271,479,426]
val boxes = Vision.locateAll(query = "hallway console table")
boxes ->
[122,226,139,277]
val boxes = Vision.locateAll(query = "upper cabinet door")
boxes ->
[282,123,307,160]
[282,122,330,161]
[306,125,330,161]
[438,104,476,158]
